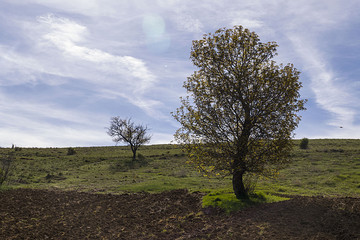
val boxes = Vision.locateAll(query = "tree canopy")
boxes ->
[172,26,306,199]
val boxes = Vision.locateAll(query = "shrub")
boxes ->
[14,147,22,151]
[300,138,309,149]
[137,153,145,161]
[109,156,149,173]
[67,147,76,155]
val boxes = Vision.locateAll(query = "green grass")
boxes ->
[1,139,359,198]
[202,190,289,214]
[0,144,232,193]
[256,139,360,197]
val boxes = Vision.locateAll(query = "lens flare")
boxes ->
[142,14,170,53]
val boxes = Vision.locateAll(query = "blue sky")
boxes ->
[0,0,359,147]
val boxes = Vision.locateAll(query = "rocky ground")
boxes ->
[0,188,359,239]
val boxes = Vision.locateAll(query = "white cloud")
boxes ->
[6,0,116,17]
[151,132,174,144]
[24,14,156,111]
[0,126,109,147]
[230,9,264,29]
[37,14,87,44]
[0,93,111,147]
[1,0,360,146]
[0,12,170,146]
[289,34,358,127]
[173,14,204,33]
[1,14,159,111]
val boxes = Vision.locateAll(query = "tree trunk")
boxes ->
[232,170,248,199]
[132,150,136,161]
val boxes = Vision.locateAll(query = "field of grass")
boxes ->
[1,139,359,198]
[257,139,360,197]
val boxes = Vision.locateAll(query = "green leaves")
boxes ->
[173,25,306,182]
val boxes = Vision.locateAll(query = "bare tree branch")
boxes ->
[107,117,151,161]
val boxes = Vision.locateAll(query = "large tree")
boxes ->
[107,117,151,161]
[172,26,306,199]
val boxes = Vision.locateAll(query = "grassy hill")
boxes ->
[1,139,359,197]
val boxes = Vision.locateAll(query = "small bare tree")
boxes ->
[107,117,151,161]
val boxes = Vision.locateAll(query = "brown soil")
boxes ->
[0,189,359,239]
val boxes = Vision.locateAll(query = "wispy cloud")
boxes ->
[36,14,156,90]
[289,35,356,126]
[279,1,360,137]
[174,14,203,33]
[2,14,159,114]
[6,0,116,17]
[0,0,359,147]
[0,12,169,146]
[0,92,110,147]
[0,12,163,114]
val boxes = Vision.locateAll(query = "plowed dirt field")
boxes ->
[1,189,359,239]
